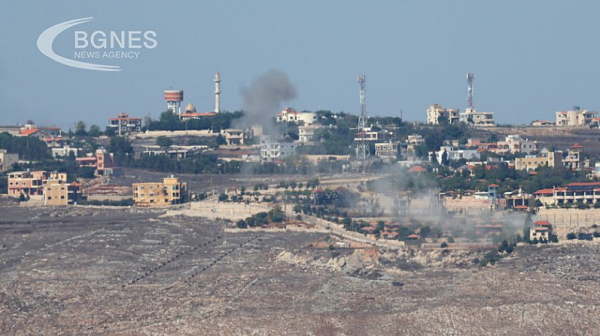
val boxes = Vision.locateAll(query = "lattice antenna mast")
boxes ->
[467,73,474,109]
[356,75,369,167]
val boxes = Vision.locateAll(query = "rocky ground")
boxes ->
[1,205,600,335]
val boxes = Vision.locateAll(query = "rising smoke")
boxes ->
[237,69,297,134]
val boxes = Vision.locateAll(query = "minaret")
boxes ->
[214,72,221,113]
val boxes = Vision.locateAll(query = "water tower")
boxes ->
[164,90,184,116]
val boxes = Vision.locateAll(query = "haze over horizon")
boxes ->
[1,0,600,129]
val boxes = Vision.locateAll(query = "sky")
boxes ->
[1,1,600,129]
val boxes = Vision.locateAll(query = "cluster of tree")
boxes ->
[236,206,285,228]
[311,187,359,207]
[438,164,590,195]
[0,132,50,161]
[146,111,243,132]
[128,153,242,174]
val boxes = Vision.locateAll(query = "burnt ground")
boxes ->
[1,205,600,335]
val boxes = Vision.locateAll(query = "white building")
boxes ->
[298,125,318,143]
[496,134,538,155]
[432,146,480,164]
[51,146,79,158]
[426,104,460,125]
[275,108,318,125]
[260,137,296,161]
[460,107,495,127]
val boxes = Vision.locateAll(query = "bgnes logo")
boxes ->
[37,17,157,72]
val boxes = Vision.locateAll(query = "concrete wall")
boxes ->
[536,208,600,237]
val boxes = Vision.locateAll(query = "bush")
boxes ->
[440,242,449,248]
[218,193,228,202]
[236,220,247,228]
[566,232,577,240]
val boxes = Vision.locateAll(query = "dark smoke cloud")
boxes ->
[237,69,297,133]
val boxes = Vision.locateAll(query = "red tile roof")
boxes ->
[534,189,554,195]
[534,220,552,226]
[408,165,426,173]
[19,128,39,136]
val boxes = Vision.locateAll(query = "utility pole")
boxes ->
[355,75,369,174]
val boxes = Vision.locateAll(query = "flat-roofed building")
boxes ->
[0,149,18,172]
[132,176,187,207]
[7,170,66,197]
[426,104,460,125]
[43,180,82,206]
[555,107,597,126]
[515,151,562,171]
[108,113,142,135]
[460,107,495,127]
[375,142,398,161]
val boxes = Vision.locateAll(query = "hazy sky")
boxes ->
[1,1,599,129]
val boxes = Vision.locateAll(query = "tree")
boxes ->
[104,126,116,137]
[440,242,449,248]
[441,150,449,166]
[156,136,173,149]
[293,204,302,214]
[566,232,576,240]
[88,125,102,137]
[215,134,227,145]
[218,193,228,202]
[75,121,87,136]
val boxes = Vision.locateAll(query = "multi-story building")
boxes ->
[298,125,318,143]
[43,180,82,206]
[374,142,398,161]
[275,108,318,125]
[460,107,495,127]
[260,137,296,161]
[108,113,142,135]
[563,143,585,170]
[426,104,460,125]
[7,170,66,197]
[534,182,600,206]
[555,107,597,126]
[405,134,424,154]
[132,176,187,207]
[495,135,538,155]
[220,128,253,146]
[529,220,553,241]
[515,151,562,171]
[0,149,18,172]
[75,149,114,176]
